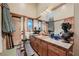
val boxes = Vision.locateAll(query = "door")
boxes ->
[42,41,48,56]
[12,17,21,45]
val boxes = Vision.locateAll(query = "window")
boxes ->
[27,19,33,31]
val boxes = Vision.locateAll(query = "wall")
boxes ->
[8,3,37,17]
[53,4,74,21]
[54,20,64,34]
[38,4,74,23]
[53,4,74,34]
[7,3,37,42]
[36,3,61,32]
[74,4,79,55]
[0,5,2,53]
[37,4,74,34]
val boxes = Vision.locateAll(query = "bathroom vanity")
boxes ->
[29,35,73,56]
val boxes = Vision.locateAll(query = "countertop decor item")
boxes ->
[61,22,74,43]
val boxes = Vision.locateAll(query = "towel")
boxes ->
[2,3,15,33]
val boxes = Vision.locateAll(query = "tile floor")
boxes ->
[0,41,38,56]
[0,47,17,56]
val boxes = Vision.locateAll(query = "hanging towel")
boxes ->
[2,3,15,49]
[2,3,15,33]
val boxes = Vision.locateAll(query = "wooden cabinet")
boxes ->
[38,40,42,55]
[48,49,58,56]
[30,36,35,48]
[48,44,66,56]
[41,41,48,56]
[30,36,70,56]
[34,40,37,52]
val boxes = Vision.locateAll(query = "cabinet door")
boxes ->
[38,44,42,55]
[38,40,42,55]
[41,41,48,56]
[30,36,35,48]
[34,38,39,53]
[30,37,33,47]
[48,45,58,56]
[48,44,66,56]
[48,49,58,56]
